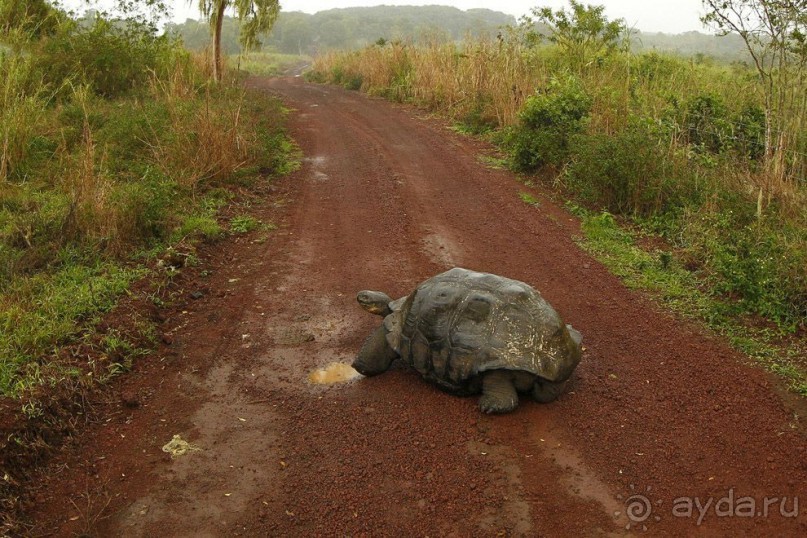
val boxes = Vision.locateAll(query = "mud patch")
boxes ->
[531,422,625,528]
[468,440,533,536]
[308,362,362,384]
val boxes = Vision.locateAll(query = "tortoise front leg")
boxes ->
[352,325,398,376]
[479,370,519,414]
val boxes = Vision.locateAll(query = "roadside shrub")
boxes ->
[683,93,732,154]
[95,100,172,178]
[565,117,698,216]
[0,0,62,40]
[0,190,68,275]
[457,99,497,135]
[732,104,766,161]
[35,17,179,98]
[681,204,807,330]
[304,69,327,83]
[633,52,683,83]
[150,88,254,190]
[330,64,347,85]
[111,171,178,244]
[343,73,363,90]
[504,76,592,172]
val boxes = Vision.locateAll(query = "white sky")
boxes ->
[62,1,711,34]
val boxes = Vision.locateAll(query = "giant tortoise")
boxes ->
[352,268,582,413]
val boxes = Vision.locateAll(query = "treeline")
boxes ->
[632,30,751,63]
[167,6,514,55]
[166,5,751,63]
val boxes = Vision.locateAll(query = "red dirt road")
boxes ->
[24,78,805,536]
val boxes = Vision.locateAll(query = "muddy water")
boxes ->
[308,362,362,384]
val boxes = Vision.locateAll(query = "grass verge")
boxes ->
[569,205,807,396]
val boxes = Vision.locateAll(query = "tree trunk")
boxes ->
[212,1,227,82]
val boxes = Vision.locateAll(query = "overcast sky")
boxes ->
[63,1,711,34]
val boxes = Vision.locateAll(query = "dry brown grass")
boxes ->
[60,89,123,252]
[150,90,252,191]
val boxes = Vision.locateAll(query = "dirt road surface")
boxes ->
[25,78,806,536]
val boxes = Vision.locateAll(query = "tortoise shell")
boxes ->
[384,268,581,391]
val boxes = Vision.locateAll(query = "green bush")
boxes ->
[35,17,180,98]
[684,93,732,154]
[565,117,699,216]
[112,171,178,244]
[304,69,327,83]
[0,0,62,40]
[0,54,52,182]
[343,73,363,90]
[505,76,592,172]
[95,100,173,178]
[633,52,683,83]
[330,63,362,90]
[732,104,766,161]
[682,205,807,330]
[457,100,497,135]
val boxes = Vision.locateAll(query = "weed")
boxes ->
[172,214,222,242]
[0,263,142,397]
[519,192,541,207]
[476,155,508,170]
[230,215,260,233]
[68,481,113,535]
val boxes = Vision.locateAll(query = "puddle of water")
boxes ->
[308,362,362,384]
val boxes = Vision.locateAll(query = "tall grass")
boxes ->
[0,14,292,398]
[310,37,807,332]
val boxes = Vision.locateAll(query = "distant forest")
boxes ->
[167,6,515,56]
[165,5,750,63]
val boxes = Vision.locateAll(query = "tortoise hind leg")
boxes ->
[532,378,568,403]
[352,325,398,376]
[479,370,519,414]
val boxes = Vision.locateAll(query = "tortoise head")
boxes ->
[357,290,393,317]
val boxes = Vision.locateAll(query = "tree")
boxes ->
[702,0,807,176]
[524,1,626,68]
[193,0,280,81]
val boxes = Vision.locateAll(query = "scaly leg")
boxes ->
[352,325,397,376]
[478,370,519,413]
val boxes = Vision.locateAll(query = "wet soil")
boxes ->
[21,78,806,536]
